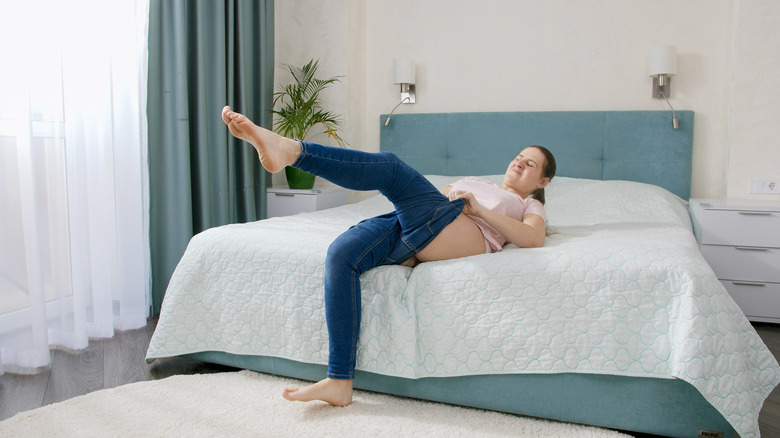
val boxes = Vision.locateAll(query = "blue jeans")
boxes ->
[292,141,465,379]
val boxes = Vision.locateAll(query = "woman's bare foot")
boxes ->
[221,106,301,173]
[282,378,353,407]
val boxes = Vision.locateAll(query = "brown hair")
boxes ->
[528,145,556,205]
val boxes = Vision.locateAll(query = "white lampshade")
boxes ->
[393,58,416,84]
[648,46,677,76]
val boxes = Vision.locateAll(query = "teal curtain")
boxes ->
[147,0,274,314]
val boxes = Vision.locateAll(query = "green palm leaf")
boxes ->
[271,59,347,147]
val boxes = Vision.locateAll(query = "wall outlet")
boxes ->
[750,178,780,194]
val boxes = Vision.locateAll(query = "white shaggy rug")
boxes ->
[0,370,631,437]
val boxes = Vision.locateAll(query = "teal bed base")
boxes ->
[186,351,733,438]
[172,111,736,437]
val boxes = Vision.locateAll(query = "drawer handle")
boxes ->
[732,281,766,287]
[735,246,768,251]
[738,211,772,216]
[274,193,295,197]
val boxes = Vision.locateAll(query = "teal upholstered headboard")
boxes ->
[379,111,694,199]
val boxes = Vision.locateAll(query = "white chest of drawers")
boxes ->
[689,198,780,323]
[267,187,347,218]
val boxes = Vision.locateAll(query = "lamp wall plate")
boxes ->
[400,83,415,103]
[652,76,671,99]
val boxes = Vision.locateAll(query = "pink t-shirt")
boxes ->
[448,177,546,252]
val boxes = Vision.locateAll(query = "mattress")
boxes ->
[147,176,780,438]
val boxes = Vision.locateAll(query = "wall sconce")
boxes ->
[394,58,416,103]
[648,45,679,129]
[384,58,416,126]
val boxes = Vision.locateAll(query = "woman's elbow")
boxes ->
[526,232,546,248]
[515,235,545,248]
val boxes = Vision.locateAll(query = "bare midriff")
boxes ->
[401,213,487,267]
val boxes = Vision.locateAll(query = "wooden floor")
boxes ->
[0,317,237,423]
[1,318,778,438]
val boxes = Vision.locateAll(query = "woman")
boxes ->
[221,106,556,406]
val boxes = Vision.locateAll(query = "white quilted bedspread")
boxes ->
[147,176,780,438]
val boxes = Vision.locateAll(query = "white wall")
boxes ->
[275,0,780,201]
[727,1,780,199]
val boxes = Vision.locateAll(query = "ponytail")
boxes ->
[531,187,547,205]
[528,145,556,205]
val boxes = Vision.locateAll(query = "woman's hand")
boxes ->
[448,190,483,216]
[443,186,546,248]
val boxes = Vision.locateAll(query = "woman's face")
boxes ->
[502,147,550,197]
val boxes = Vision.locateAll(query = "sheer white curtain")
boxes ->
[0,0,150,373]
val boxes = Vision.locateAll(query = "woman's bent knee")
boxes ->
[326,240,355,273]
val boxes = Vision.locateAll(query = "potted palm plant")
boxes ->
[271,59,347,189]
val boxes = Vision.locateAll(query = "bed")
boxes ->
[147,111,780,438]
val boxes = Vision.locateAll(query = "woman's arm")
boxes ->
[449,190,546,248]
[475,208,546,248]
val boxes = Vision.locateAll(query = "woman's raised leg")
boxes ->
[222,106,446,221]
[222,106,301,173]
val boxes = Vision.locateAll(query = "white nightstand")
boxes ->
[266,187,347,218]
[689,198,780,323]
